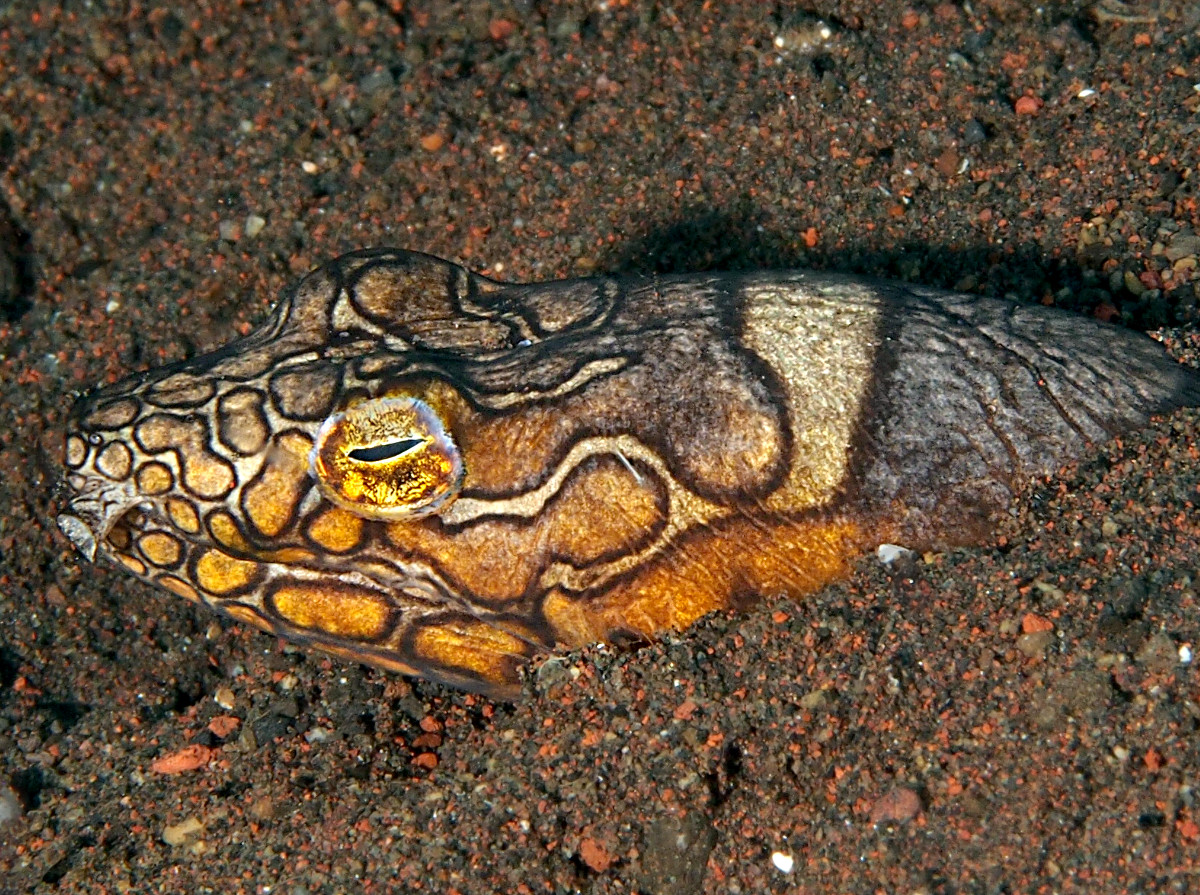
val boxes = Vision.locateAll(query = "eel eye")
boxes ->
[310,396,463,521]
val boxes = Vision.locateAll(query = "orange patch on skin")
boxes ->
[217,388,270,455]
[133,415,178,452]
[138,531,183,567]
[550,515,867,646]
[136,462,174,495]
[541,591,607,647]
[306,506,365,553]
[452,403,563,494]
[65,434,87,468]
[221,602,271,630]
[135,415,235,499]
[277,431,314,457]
[146,373,214,406]
[242,450,308,538]
[388,455,666,603]
[207,511,252,553]
[182,453,237,500]
[82,397,140,430]
[544,456,666,564]
[262,547,316,563]
[116,553,146,575]
[408,619,535,685]
[312,642,424,678]
[388,518,533,603]
[268,583,393,640]
[194,549,262,595]
[158,575,201,603]
[207,509,313,563]
[96,441,133,480]
[167,498,201,534]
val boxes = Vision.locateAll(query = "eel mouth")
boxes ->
[56,480,144,564]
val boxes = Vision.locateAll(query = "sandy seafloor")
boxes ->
[2,0,1200,891]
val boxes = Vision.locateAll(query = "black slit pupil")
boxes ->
[348,439,424,462]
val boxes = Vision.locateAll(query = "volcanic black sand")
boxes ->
[2,1,1200,892]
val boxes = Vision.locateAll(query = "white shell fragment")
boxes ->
[876,543,914,565]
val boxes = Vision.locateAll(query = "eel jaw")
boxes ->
[57,512,99,563]
[56,477,141,564]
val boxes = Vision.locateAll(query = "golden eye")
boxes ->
[309,396,463,520]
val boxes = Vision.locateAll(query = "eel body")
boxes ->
[57,249,1200,695]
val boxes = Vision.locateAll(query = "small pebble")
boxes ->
[772,17,834,55]
[1017,631,1055,657]
[1123,271,1145,296]
[800,689,829,709]
[0,785,22,827]
[208,715,240,739]
[877,544,913,565]
[162,816,205,847]
[870,786,922,825]
[358,70,393,94]
[1135,634,1178,673]
[304,726,333,744]
[579,837,615,873]
[1164,233,1200,262]
[1021,613,1054,634]
[1014,95,1040,115]
[150,744,215,774]
[771,851,795,873]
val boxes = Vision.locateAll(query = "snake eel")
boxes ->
[57,249,1200,696]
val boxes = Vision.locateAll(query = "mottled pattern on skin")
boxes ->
[57,249,1200,697]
